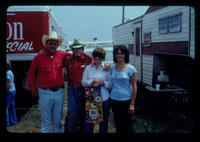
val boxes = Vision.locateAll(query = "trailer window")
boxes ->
[158,17,168,33]
[144,32,151,47]
[135,28,140,56]
[159,13,182,34]
[169,14,181,32]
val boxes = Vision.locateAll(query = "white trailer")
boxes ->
[112,6,195,93]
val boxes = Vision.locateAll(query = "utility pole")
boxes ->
[122,6,124,24]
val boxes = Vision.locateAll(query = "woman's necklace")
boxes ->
[116,63,127,72]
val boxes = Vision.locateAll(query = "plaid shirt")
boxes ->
[64,53,93,87]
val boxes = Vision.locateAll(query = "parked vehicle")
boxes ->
[6,6,66,107]
[112,6,195,93]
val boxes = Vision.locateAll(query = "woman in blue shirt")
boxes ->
[110,45,137,133]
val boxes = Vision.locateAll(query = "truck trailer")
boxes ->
[6,6,66,107]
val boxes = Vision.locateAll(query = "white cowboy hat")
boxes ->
[42,31,63,46]
[70,38,85,48]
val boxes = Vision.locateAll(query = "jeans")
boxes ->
[64,84,85,133]
[38,87,64,133]
[110,99,134,133]
[84,99,110,133]
[6,91,18,126]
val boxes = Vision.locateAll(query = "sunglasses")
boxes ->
[92,52,104,59]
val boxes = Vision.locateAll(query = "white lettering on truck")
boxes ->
[7,22,24,40]
[6,21,34,52]
[6,41,34,52]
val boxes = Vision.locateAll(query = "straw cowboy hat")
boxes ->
[70,38,85,48]
[42,31,63,46]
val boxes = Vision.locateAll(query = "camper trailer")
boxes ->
[112,6,195,93]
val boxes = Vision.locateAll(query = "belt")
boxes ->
[40,87,60,92]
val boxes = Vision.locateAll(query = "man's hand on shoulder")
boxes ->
[103,63,111,71]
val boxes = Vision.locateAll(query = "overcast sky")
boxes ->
[50,6,149,42]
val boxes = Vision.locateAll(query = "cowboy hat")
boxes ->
[42,31,63,46]
[70,38,85,48]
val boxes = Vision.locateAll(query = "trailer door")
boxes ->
[135,28,141,82]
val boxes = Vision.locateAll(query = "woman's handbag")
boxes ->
[85,86,103,124]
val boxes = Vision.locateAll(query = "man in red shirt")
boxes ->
[27,31,71,133]
[63,39,93,133]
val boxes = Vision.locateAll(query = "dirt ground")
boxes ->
[6,83,195,133]
[6,104,117,133]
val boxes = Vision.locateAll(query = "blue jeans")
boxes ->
[38,88,64,133]
[64,84,85,133]
[84,99,110,133]
[6,91,18,126]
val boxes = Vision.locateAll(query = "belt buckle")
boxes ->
[50,88,59,92]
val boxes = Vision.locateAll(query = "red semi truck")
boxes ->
[6,6,66,107]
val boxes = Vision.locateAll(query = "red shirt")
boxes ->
[64,53,93,87]
[28,50,72,92]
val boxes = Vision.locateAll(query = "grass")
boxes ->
[7,105,41,133]
[6,83,195,133]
